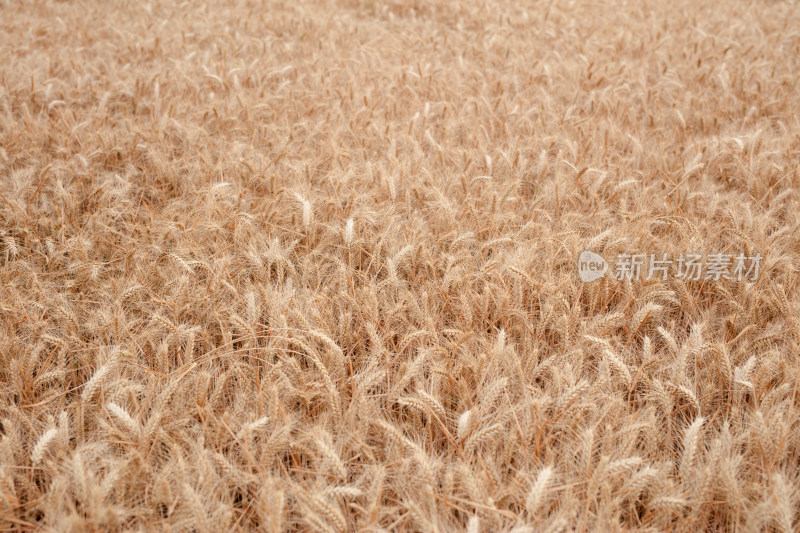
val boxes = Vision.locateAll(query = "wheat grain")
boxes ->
[525,466,553,515]
[31,428,60,465]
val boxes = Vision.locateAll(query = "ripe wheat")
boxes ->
[1,0,800,531]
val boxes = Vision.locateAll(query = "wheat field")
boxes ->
[1,0,800,531]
